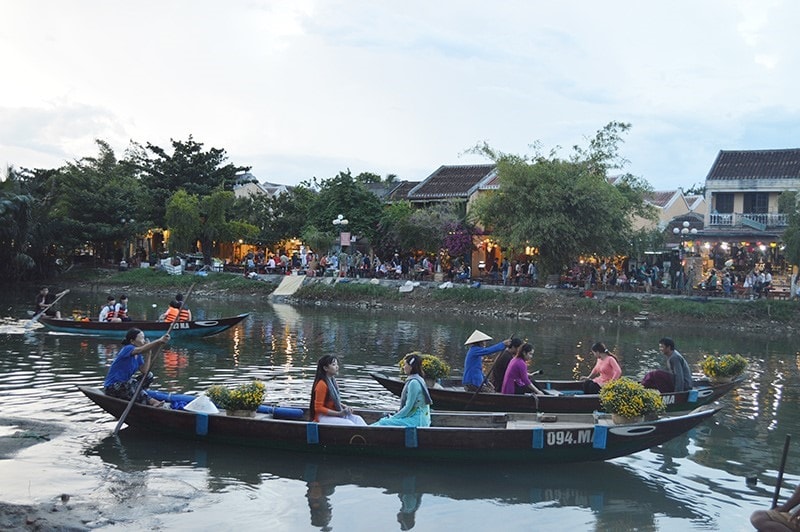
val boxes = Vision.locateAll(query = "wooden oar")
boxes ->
[464,334,514,409]
[25,289,70,328]
[113,283,195,435]
[772,434,791,509]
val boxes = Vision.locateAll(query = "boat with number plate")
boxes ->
[38,314,249,339]
[79,385,719,464]
[371,372,744,414]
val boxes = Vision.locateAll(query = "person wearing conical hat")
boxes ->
[462,330,511,392]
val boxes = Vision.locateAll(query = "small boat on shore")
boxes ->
[79,386,719,464]
[38,314,249,339]
[371,372,744,414]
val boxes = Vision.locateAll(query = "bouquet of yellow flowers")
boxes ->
[701,354,747,379]
[206,380,266,411]
[599,378,665,418]
[398,352,451,381]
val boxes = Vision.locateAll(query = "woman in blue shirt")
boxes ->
[104,328,169,406]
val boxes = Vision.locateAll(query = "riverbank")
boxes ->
[38,266,800,334]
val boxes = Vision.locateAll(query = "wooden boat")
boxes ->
[371,372,744,414]
[79,386,719,464]
[38,313,249,339]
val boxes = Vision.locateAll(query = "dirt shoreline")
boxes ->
[0,418,101,531]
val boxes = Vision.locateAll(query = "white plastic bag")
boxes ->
[183,394,220,414]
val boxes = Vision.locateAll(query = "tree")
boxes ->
[164,190,201,254]
[779,192,800,298]
[52,140,146,262]
[307,171,383,247]
[470,123,654,275]
[127,136,250,226]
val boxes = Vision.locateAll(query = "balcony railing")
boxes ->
[708,213,788,228]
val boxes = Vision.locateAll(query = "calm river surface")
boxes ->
[0,288,798,531]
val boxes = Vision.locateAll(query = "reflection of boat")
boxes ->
[38,314,249,339]
[80,386,719,464]
[371,372,744,414]
[86,431,705,528]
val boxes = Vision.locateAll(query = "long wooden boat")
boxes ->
[371,372,744,414]
[79,386,719,464]
[38,314,249,339]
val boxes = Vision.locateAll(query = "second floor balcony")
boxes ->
[708,212,788,230]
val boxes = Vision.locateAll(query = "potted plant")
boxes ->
[701,354,747,383]
[206,380,266,417]
[599,378,665,424]
[399,352,451,386]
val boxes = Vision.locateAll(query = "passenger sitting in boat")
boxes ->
[751,483,800,531]
[114,294,132,322]
[642,337,692,393]
[309,355,366,425]
[174,292,193,320]
[489,338,522,392]
[462,330,512,392]
[501,343,544,395]
[98,295,121,322]
[103,328,169,406]
[160,300,191,322]
[581,342,622,394]
[372,353,432,427]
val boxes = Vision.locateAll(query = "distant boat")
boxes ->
[79,385,719,464]
[38,314,249,339]
[371,372,744,414]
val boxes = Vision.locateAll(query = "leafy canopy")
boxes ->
[470,122,654,273]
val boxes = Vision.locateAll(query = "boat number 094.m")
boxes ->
[548,429,593,446]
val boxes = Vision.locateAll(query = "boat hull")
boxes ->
[80,386,718,464]
[38,314,249,338]
[372,373,743,414]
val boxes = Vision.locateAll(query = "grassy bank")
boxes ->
[56,267,279,296]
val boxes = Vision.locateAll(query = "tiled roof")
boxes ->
[706,149,800,180]
[645,190,679,209]
[386,181,420,201]
[365,182,399,200]
[409,164,496,200]
[480,172,502,190]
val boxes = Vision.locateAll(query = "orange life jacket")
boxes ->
[103,304,117,321]
[163,306,190,322]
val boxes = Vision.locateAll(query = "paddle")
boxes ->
[464,334,514,409]
[772,434,792,509]
[113,283,195,435]
[26,289,70,328]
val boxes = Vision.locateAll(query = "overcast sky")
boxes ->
[3,1,800,192]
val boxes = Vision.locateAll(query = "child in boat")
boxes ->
[372,353,432,427]
[309,355,366,425]
[103,328,169,406]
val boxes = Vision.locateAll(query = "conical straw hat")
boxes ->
[464,329,492,345]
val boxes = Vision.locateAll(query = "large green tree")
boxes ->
[127,136,250,227]
[51,141,146,262]
[470,122,655,274]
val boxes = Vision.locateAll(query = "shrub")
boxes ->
[398,352,451,381]
[206,381,266,411]
[599,377,664,417]
[701,354,747,379]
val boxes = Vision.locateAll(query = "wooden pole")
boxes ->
[772,434,791,509]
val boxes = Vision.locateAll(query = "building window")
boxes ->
[743,192,768,214]
[715,193,734,213]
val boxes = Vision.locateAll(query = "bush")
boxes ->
[701,354,747,379]
[206,381,266,411]
[398,352,451,381]
[599,378,664,417]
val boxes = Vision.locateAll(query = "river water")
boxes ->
[0,289,798,531]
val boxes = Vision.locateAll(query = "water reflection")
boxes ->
[87,428,709,530]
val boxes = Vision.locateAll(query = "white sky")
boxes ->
[2,1,799,191]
